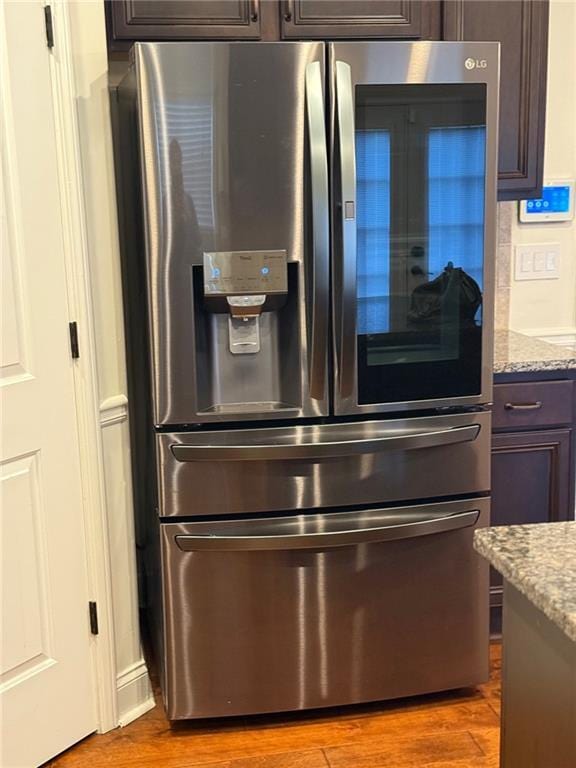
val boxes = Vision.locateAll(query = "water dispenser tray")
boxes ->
[199,402,300,416]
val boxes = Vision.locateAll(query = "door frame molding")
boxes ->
[45,0,118,732]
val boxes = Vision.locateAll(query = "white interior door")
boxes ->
[1,2,97,765]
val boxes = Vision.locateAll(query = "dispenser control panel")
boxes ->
[203,250,288,296]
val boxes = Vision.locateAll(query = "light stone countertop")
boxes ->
[474,522,576,642]
[494,329,576,374]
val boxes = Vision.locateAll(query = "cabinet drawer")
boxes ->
[493,381,574,429]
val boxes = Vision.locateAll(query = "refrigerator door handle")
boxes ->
[174,509,480,551]
[334,60,357,401]
[305,61,329,401]
[170,423,481,462]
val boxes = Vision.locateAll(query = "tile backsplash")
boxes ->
[495,202,514,329]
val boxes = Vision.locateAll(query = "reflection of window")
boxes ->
[428,126,485,287]
[356,130,391,334]
[159,101,214,229]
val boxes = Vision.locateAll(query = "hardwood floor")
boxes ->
[47,644,501,768]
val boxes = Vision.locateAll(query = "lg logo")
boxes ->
[465,58,488,70]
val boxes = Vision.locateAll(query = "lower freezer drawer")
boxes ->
[159,498,490,719]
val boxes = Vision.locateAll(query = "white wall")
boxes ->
[67,1,153,725]
[509,0,576,340]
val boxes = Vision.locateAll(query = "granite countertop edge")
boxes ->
[494,359,576,375]
[474,524,576,643]
[493,329,576,375]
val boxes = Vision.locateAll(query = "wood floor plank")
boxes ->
[226,749,329,768]
[469,728,501,761]
[48,718,359,767]
[345,697,499,740]
[485,643,502,711]
[419,757,499,768]
[48,646,502,768]
[324,730,483,767]
[105,748,330,768]
[416,727,501,768]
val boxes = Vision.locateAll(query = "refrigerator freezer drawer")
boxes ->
[157,411,491,517]
[160,498,490,719]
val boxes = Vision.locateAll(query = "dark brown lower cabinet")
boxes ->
[490,411,574,634]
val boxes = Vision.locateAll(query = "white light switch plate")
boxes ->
[514,243,560,281]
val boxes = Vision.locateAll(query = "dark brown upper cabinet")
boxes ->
[107,1,262,46]
[106,1,548,202]
[443,0,549,201]
[280,1,441,39]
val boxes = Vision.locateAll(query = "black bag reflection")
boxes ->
[407,261,482,327]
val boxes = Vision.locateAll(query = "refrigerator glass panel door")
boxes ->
[331,42,499,416]
[356,83,486,404]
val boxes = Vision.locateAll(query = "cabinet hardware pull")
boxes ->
[250,0,259,21]
[283,0,294,21]
[504,401,543,411]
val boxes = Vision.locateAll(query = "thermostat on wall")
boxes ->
[519,180,574,223]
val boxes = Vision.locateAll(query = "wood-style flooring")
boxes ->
[47,643,501,768]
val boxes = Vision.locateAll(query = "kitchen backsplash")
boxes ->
[495,202,514,329]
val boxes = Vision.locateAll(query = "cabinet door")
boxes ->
[108,1,262,45]
[281,1,441,39]
[490,429,573,610]
[443,0,549,201]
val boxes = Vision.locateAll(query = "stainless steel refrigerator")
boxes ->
[114,40,499,720]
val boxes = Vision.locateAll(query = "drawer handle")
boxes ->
[174,510,481,551]
[504,401,543,411]
[171,424,481,462]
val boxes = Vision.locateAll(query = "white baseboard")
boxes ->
[116,658,155,727]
